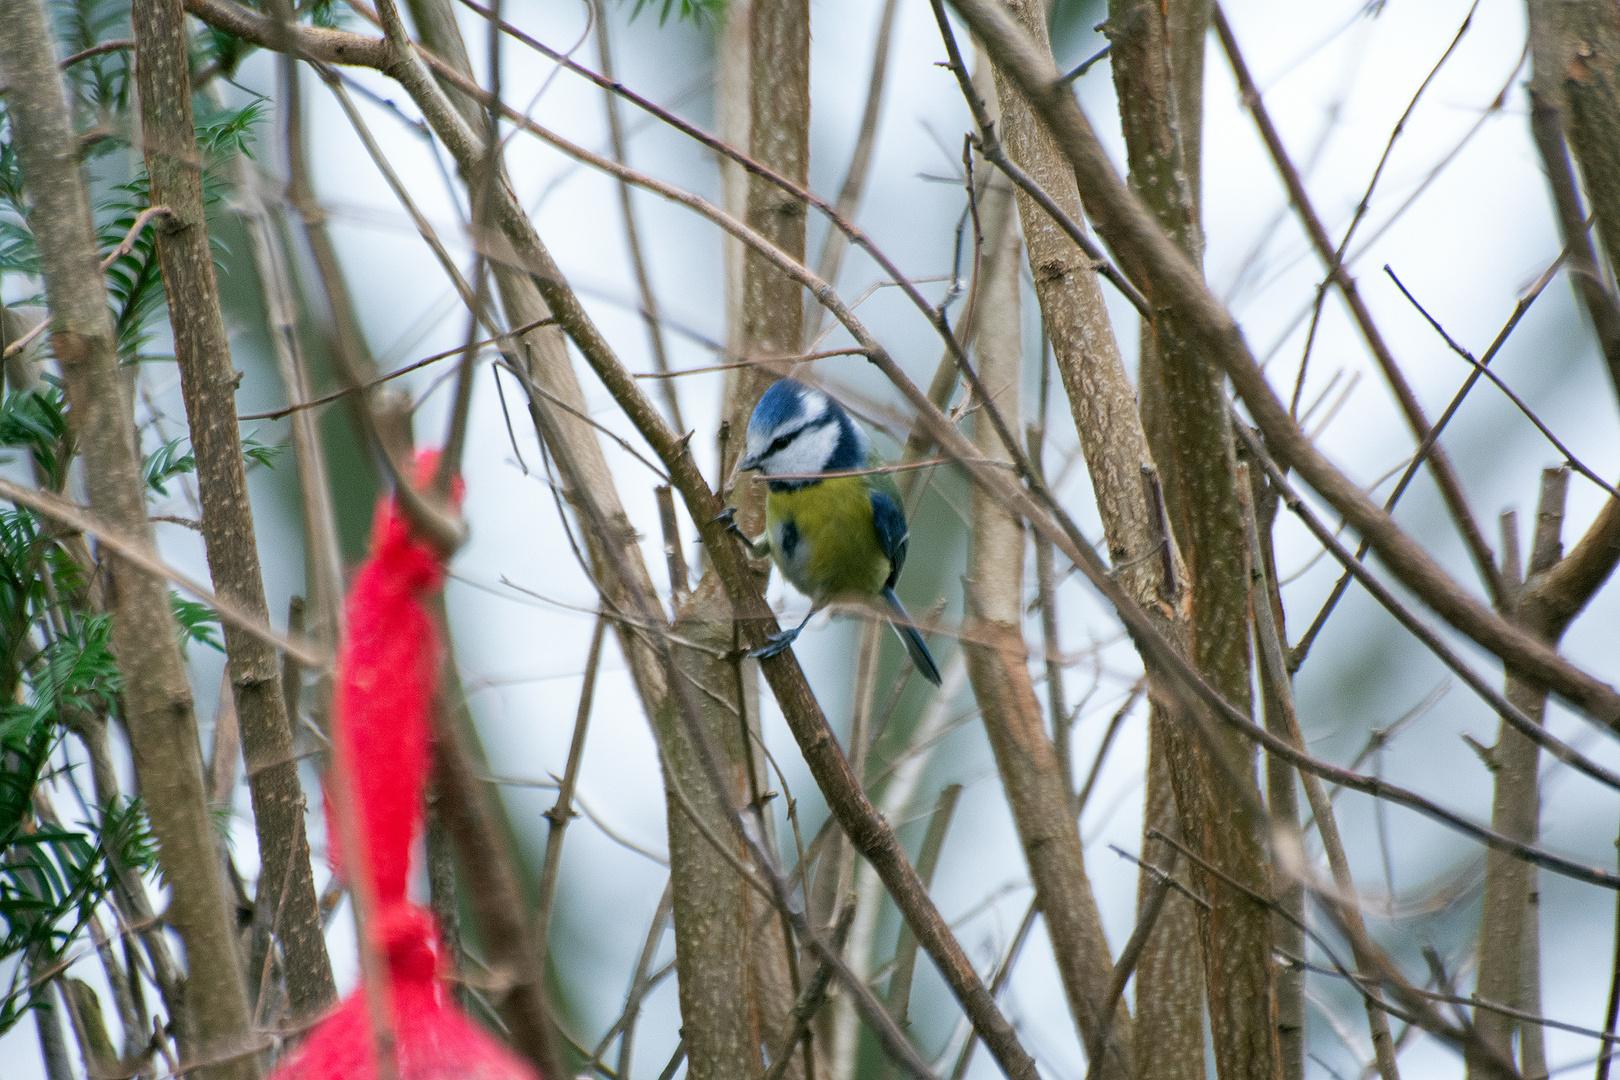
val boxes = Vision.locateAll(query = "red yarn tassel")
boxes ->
[270,455,540,1080]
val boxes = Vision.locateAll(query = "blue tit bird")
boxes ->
[721,378,943,687]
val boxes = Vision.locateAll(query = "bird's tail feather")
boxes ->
[881,587,943,687]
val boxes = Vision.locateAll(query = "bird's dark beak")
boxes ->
[726,452,761,493]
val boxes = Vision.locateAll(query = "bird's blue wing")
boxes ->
[869,487,909,590]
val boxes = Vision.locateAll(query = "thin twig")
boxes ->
[606,882,675,1080]
[654,486,689,608]
[1282,949,1620,1048]
[1074,680,1144,819]
[1233,423,1620,795]
[882,784,963,1048]
[944,899,1039,1080]
[1290,0,1479,414]
[1214,2,1503,607]
[0,477,329,668]
[1291,252,1568,668]
[238,319,556,421]
[1239,462,1400,1080]
[1084,847,1182,1080]
[592,0,682,431]
[1149,829,1520,1080]
[928,0,1149,319]
[631,349,870,379]
[804,0,901,345]
[535,612,607,961]
[1384,265,1620,501]
[761,900,860,1080]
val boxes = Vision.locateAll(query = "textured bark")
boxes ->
[987,0,1178,613]
[1133,714,1206,1080]
[983,3,1196,1075]
[1530,0,1620,402]
[973,56,1214,1053]
[657,574,782,1080]
[1525,2,1620,405]
[131,0,334,1023]
[1107,3,1273,1079]
[720,0,811,513]
[0,2,259,1073]
[1469,672,1548,1073]
[708,6,820,1078]
[1114,1,1210,1076]
[959,166,1132,1077]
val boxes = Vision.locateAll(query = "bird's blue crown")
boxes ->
[747,379,817,442]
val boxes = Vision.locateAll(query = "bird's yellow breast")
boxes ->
[765,477,891,602]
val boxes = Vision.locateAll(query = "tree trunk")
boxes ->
[0,2,259,1072]
[1107,4,1275,1077]
[958,154,1133,1076]
[131,0,335,1022]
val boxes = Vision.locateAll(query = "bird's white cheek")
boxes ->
[769,423,841,476]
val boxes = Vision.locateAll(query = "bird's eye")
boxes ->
[768,435,792,454]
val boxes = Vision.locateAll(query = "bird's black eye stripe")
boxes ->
[769,434,792,453]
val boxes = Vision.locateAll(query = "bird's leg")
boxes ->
[712,507,771,559]
[749,608,817,661]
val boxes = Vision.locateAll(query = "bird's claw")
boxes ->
[713,507,752,546]
[748,628,800,661]
[711,506,768,557]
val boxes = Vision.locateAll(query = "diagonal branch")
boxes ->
[943,0,1620,732]
[1211,4,1502,607]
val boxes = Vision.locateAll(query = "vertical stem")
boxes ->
[31,967,73,1080]
[616,881,676,1080]
[877,782,962,1080]
[1597,879,1620,1080]
[656,576,790,1080]
[1028,425,1073,806]
[720,0,811,509]
[1470,469,1568,1079]
[802,0,900,347]
[0,2,259,1071]
[959,153,1130,1076]
[535,612,608,962]
[130,0,334,1022]
[1520,881,1547,1080]
[430,663,569,1080]
[279,43,388,495]
[1239,464,1398,1080]
[1110,4,1275,1077]
[1254,468,1304,1080]
[228,124,344,654]
[656,485,691,608]
[711,1,818,1074]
